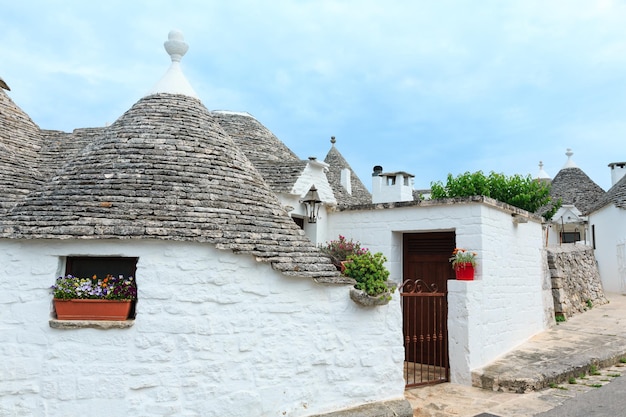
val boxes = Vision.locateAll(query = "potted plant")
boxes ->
[318,235,368,272]
[449,248,477,280]
[50,274,137,320]
[343,251,396,306]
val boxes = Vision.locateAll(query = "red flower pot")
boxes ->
[455,263,475,281]
[54,299,132,321]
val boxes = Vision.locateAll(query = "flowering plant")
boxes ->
[319,235,368,271]
[51,274,137,300]
[449,248,477,268]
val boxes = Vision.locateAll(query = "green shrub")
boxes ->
[430,171,561,220]
[343,251,393,297]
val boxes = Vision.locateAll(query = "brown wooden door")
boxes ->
[403,232,455,291]
[402,232,455,371]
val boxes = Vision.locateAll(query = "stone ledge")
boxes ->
[307,399,413,417]
[49,319,135,329]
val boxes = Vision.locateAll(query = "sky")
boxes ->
[2,0,625,191]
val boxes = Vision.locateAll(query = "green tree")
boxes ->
[430,171,561,220]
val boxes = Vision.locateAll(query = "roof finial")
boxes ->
[164,30,189,63]
[330,136,336,146]
[537,160,550,181]
[562,148,578,169]
[146,30,198,99]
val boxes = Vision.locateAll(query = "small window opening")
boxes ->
[64,256,139,319]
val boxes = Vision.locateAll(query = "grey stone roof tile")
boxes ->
[324,144,372,206]
[0,90,44,213]
[211,111,307,194]
[549,167,605,215]
[591,173,626,212]
[0,93,340,279]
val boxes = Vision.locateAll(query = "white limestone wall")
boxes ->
[589,205,626,293]
[0,239,405,417]
[326,201,551,385]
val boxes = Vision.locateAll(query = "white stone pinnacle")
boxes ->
[562,148,578,169]
[146,30,199,99]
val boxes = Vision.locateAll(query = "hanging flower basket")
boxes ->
[54,299,132,321]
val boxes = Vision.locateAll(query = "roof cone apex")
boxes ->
[146,30,199,99]
[562,148,578,169]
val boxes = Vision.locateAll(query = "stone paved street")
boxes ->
[405,360,625,416]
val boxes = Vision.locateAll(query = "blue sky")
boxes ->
[2,1,625,191]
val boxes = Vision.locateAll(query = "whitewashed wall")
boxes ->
[0,239,405,417]
[589,204,626,293]
[325,200,552,385]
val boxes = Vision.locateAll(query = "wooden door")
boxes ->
[402,232,455,382]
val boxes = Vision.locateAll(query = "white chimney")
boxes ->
[609,162,626,186]
[371,165,415,204]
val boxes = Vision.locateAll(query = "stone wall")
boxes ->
[0,239,408,417]
[547,244,608,319]
[327,197,552,385]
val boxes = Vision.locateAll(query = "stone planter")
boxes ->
[349,287,392,307]
[54,299,132,321]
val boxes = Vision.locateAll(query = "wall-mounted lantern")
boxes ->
[301,186,322,223]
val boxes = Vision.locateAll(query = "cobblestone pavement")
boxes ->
[405,364,626,417]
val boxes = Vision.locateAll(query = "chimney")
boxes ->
[371,165,415,204]
[609,162,626,186]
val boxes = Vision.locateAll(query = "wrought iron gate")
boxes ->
[401,279,449,388]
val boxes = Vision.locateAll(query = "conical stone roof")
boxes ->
[590,173,626,212]
[324,139,372,206]
[212,111,300,163]
[550,167,605,215]
[0,89,44,214]
[0,93,339,279]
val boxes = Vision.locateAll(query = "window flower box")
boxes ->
[54,299,132,321]
[51,274,137,321]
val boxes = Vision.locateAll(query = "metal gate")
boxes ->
[401,279,449,387]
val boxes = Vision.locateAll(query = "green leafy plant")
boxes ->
[568,377,577,384]
[589,365,601,375]
[343,251,394,297]
[51,274,137,300]
[449,248,477,268]
[555,314,566,323]
[430,171,562,220]
[319,235,368,271]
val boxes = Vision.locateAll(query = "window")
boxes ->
[292,216,305,230]
[561,232,580,244]
[386,176,396,186]
[66,256,138,278]
[65,256,138,319]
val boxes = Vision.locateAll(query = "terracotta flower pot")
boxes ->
[54,299,132,321]
[454,263,475,281]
